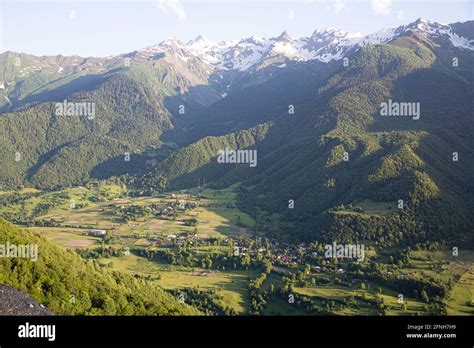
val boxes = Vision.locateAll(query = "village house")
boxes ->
[89,229,106,237]
[161,206,174,216]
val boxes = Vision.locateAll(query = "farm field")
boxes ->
[33,186,254,239]
[293,284,427,315]
[406,250,474,315]
[334,199,398,218]
[26,226,101,249]
[97,254,256,314]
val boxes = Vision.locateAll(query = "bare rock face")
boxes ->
[0,284,52,316]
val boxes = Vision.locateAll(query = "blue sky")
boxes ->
[0,0,472,57]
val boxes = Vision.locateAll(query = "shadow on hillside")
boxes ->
[161,59,338,146]
[13,73,107,111]
[26,141,75,180]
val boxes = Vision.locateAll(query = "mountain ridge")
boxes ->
[2,19,472,76]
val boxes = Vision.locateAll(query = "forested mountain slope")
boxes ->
[0,219,200,315]
[138,32,474,246]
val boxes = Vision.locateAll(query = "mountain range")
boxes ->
[0,18,473,246]
[2,18,472,109]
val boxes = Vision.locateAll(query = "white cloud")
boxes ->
[371,0,392,16]
[154,0,187,21]
[333,0,346,14]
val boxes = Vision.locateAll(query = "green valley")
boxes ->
[1,181,472,315]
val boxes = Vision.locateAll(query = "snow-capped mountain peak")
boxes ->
[276,31,292,42]
[124,19,474,72]
[405,18,474,50]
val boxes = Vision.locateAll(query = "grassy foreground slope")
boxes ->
[0,219,200,315]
